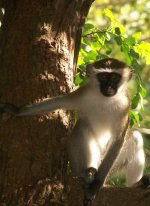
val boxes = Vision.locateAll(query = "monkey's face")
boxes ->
[96,72,121,97]
[86,58,132,97]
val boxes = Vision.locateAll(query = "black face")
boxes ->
[97,72,121,97]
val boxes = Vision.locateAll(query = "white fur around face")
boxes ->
[86,66,131,95]
[92,67,131,80]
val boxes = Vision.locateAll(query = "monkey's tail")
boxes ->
[133,174,150,188]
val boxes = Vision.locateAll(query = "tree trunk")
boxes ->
[0,0,94,205]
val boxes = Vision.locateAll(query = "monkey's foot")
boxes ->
[83,173,103,206]
[84,167,97,184]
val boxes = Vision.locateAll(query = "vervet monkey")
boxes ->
[1,58,146,206]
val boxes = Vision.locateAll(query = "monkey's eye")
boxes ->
[111,73,121,82]
[97,72,109,82]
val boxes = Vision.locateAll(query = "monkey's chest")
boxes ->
[80,105,120,124]
[79,93,125,137]
[80,108,122,140]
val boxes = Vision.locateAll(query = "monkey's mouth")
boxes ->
[101,87,117,97]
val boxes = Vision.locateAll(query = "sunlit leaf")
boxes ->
[134,42,150,65]
[129,110,140,126]
[86,50,98,60]
[132,32,141,40]
[105,32,111,41]
[85,45,92,52]
[139,85,147,98]
[124,37,136,46]
[104,9,115,22]
[75,72,83,85]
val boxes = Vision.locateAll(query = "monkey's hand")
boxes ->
[0,103,20,116]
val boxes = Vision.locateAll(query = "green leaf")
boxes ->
[91,41,101,50]
[115,27,121,35]
[120,45,131,64]
[105,32,111,41]
[124,37,136,46]
[104,9,115,22]
[131,94,140,109]
[138,112,143,122]
[75,72,85,86]
[130,118,134,127]
[115,22,125,34]
[97,33,105,45]
[130,49,139,59]
[83,23,95,35]
[84,23,95,30]
[131,59,142,71]
[104,43,112,54]
[75,73,81,85]
[86,50,98,60]
[114,36,122,45]
[91,36,99,42]
[139,85,147,98]
[134,41,150,65]
[129,110,140,125]
[132,32,141,40]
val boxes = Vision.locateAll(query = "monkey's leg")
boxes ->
[113,129,145,187]
[83,123,129,205]
[109,129,145,187]
[68,119,101,178]
[83,140,125,205]
[125,129,145,186]
[83,168,97,206]
[68,119,101,206]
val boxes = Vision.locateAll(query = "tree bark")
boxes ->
[0,0,94,205]
[69,179,150,206]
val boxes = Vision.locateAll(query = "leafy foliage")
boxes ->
[76,9,150,127]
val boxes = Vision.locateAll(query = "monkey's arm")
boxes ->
[85,121,129,203]
[1,92,79,117]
